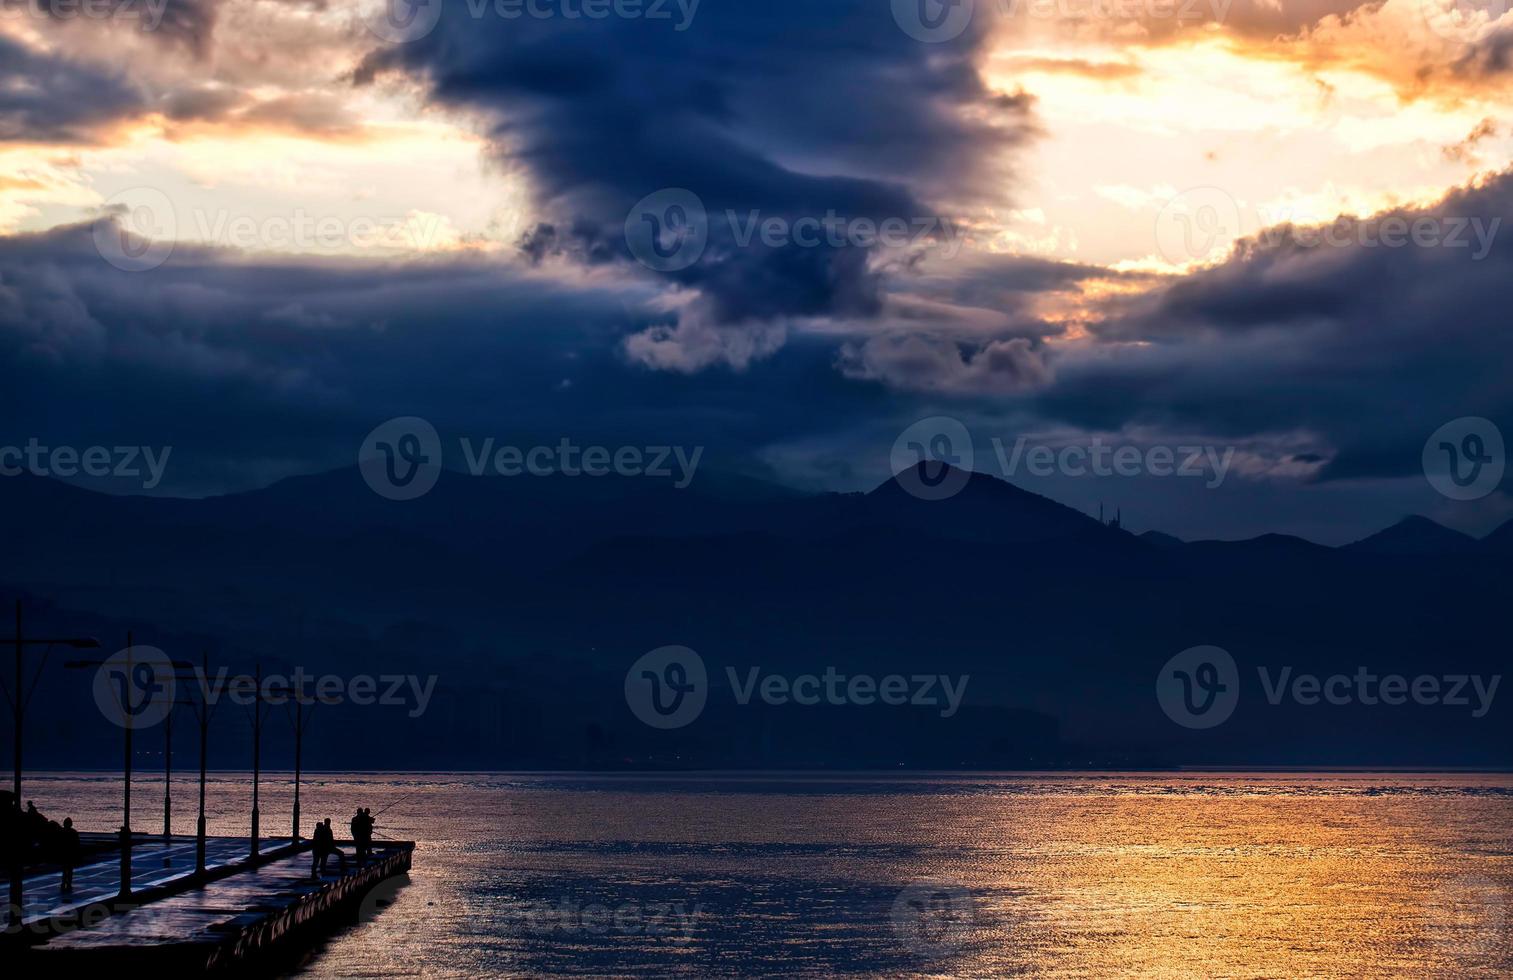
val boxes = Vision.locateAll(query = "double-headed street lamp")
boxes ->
[174,652,230,879]
[64,633,191,899]
[230,666,338,858]
[277,686,340,845]
[2,600,98,927]
[158,653,230,874]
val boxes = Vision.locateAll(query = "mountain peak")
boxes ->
[862,463,1113,545]
[1345,515,1477,555]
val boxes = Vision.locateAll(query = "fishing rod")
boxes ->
[371,786,423,819]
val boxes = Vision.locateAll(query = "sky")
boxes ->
[2,0,1512,542]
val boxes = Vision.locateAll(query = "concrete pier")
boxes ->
[8,836,413,970]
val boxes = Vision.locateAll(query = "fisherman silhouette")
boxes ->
[350,807,374,865]
[310,818,348,879]
[59,817,80,892]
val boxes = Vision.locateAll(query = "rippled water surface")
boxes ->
[28,771,1513,977]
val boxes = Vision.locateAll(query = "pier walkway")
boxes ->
[14,834,290,927]
[9,836,414,970]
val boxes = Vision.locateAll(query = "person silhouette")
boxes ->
[59,817,80,892]
[310,818,345,879]
[311,818,347,878]
[309,819,327,879]
[350,808,374,865]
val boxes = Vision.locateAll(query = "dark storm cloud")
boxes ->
[9,0,220,53]
[146,0,218,53]
[1,2,356,143]
[357,0,1033,367]
[903,251,1132,315]
[1045,171,1513,485]
[0,219,883,492]
[1453,26,1513,78]
[837,333,1052,395]
[0,34,145,143]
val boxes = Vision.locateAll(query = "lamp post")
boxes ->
[158,660,216,867]
[269,686,339,844]
[64,637,190,900]
[156,658,222,877]
[179,652,226,879]
[253,662,261,860]
[231,664,301,862]
[2,600,98,927]
[162,695,172,852]
[231,662,271,860]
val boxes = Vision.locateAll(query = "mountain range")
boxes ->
[2,464,1509,770]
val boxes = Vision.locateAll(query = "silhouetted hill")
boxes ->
[856,463,1111,544]
[3,466,1510,770]
[1139,530,1186,550]
[1346,516,1479,555]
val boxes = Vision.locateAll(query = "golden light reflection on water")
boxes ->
[26,771,1512,977]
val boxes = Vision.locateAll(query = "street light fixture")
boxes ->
[158,658,223,867]
[2,599,98,927]
[223,662,273,861]
[169,652,230,880]
[64,634,191,900]
[268,686,341,844]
